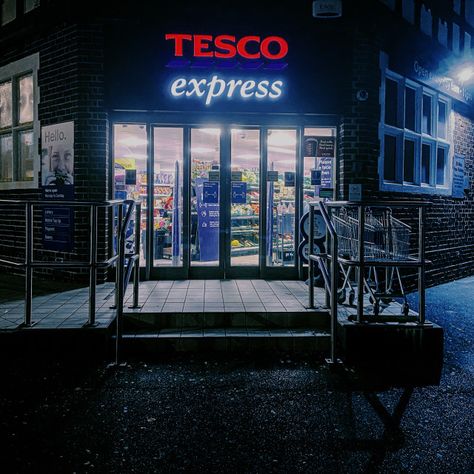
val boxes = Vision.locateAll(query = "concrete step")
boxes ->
[123,310,330,331]
[116,328,330,355]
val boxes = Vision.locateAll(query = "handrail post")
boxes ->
[418,206,426,325]
[329,218,338,364]
[24,202,33,327]
[116,211,126,365]
[357,205,365,323]
[88,204,98,326]
[325,207,331,309]
[308,204,315,308]
[132,203,141,309]
[114,204,124,311]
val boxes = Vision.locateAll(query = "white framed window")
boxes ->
[0,54,39,190]
[379,53,453,195]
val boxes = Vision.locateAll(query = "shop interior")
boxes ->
[113,122,335,278]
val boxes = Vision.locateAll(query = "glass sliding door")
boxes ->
[265,129,297,267]
[230,129,260,267]
[190,128,221,267]
[113,123,147,265]
[153,127,183,267]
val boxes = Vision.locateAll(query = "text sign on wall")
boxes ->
[41,121,75,251]
[452,155,465,199]
[43,208,74,252]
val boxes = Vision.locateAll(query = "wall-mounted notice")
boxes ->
[349,184,362,201]
[267,170,279,182]
[320,156,333,188]
[311,169,321,185]
[231,171,243,182]
[303,136,318,157]
[203,181,219,204]
[41,121,75,251]
[196,178,219,261]
[317,137,335,158]
[284,171,295,187]
[452,155,465,199]
[41,121,74,187]
[231,182,247,204]
[43,207,74,252]
[208,170,220,182]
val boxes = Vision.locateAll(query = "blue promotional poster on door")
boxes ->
[195,178,219,261]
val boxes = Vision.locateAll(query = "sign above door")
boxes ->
[165,33,288,106]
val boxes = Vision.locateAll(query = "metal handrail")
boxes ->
[115,200,138,364]
[307,200,429,365]
[0,199,141,329]
[308,202,339,364]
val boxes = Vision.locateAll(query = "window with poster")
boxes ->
[0,54,39,190]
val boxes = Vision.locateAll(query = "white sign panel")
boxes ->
[41,121,74,186]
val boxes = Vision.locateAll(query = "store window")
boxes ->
[379,63,453,194]
[0,54,39,189]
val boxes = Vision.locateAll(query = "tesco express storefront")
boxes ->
[105,12,347,280]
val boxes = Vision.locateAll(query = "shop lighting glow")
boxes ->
[199,128,221,135]
[191,146,217,153]
[457,66,474,83]
[267,132,297,147]
[170,75,284,105]
[118,137,148,147]
[236,153,260,159]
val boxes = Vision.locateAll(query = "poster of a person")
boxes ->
[41,121,74,186]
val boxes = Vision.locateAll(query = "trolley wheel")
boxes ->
[401,302,410,317]
[348,290,355,306]
[337,289,346,304]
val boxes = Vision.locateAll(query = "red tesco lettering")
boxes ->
[165,34,288,60]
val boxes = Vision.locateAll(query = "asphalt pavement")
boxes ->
[1,277,473,473]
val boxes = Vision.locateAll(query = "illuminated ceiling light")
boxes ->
[457,66,474,83]
[236,153,260,159]
[118,136,148,147]
[268,146,296,155]
[267,132,296,147]
[191,146,216,153]
[198,128,221,135]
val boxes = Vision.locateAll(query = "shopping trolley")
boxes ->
[332,208,413,317]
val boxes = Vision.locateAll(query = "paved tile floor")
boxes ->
[0,279,418,331]
[124,280,326,314]
[0,283,116,330]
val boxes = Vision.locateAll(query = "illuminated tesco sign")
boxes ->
[165,33,288,106]
[171,76,283,105]
[165,34,288,60]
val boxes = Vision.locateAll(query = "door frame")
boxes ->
[110,111,339,280]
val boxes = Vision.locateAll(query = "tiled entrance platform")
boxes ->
[122,280,330,354]
[125,279,326,315]
[0,283,116,331]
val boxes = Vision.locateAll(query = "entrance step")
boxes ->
[117,328,330,355]
[123,311,330,331]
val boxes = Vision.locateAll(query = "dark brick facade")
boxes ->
[0,0,473,290]
[0,17,109,282]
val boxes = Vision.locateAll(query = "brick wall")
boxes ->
[0,20,109,283]
[337,21,474,290]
